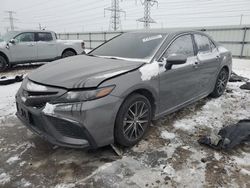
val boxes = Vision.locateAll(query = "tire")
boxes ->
[210,68,229,98]
[114,94,152,147]
[62,50,76,58]
[0,56,7,72]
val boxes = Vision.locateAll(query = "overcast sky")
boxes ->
[1,0,250,34]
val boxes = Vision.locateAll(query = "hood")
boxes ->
[28,55,144,89]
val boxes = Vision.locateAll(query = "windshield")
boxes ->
[0,31,19,42]
[90,32,166,61]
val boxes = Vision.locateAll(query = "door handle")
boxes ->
[216,55,220,61]
[27,44,34,47]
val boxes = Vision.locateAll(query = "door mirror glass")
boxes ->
[165,54,187,70]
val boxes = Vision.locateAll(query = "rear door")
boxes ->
[158,34,201,113]
[10,32,37,62]
[194,34,221,94]
[36,32,58,60]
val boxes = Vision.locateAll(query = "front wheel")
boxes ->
[210,68,229,98]
[0,56,7,72]
[114,94,152,147]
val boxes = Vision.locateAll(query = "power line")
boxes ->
[4,11,18,31]
[137,0,158,29]
[104,0,126,31]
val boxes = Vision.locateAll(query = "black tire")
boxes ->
[62,50,76,58]
[114,94,152,147]
[0,56,7,72]
[210,68,229,98]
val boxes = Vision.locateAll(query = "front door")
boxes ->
[10,32,37,62]
[159,34,201,114]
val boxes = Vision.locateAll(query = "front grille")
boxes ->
[47,116,85,139]
[28,113,46,132]
[27,91,58,96]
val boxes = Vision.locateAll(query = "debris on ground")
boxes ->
[240,82,250,90]
[198,119,250,150]
[110,144,124,156]
[0,75,23,85]
[229,71,249,82]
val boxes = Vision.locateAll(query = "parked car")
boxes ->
[0,30,85,71]
[15,30,232,149]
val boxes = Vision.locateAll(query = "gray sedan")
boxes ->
[15,30,232,148]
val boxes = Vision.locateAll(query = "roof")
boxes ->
[10,30,55,33]
[128,28,206,36]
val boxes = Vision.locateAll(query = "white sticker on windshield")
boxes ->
[142,35,163,42]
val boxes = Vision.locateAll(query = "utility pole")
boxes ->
[137,0,158,29]
[104,0,126,31]
[4,11,17,31]
[240,14,243,25]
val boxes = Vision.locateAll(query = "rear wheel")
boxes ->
[62,50,76,58]
[0,56,7,72]
[114,94,152,147]
[210,68,229,98]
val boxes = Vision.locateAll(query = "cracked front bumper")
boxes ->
[16,92,123,149]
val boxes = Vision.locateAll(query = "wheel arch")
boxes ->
[0,51,9,65]
[122,88,157,119]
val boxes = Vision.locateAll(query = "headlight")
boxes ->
[53,85,115,103]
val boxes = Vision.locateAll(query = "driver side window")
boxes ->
[15,33,35,43]
[163,34,194,59]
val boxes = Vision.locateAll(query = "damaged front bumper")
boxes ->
[15,86,123,149]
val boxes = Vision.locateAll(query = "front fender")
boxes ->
[99,69,160,113]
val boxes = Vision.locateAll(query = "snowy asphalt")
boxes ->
[0,59,250,188]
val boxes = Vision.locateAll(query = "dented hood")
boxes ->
[28,55,144,89]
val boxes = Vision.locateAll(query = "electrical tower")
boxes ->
[104,0,126,31]
[137,0,158,29]
[4,11,18,31]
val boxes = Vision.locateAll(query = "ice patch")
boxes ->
[55,183,76,188]
[20,178,31,187]
[139,61,159,81]
[6,155,20,165]
[43,103,56,115]
[0,173,11,185]
[240,168,250,176]
[160,164,175,177]
[161,130,176,140]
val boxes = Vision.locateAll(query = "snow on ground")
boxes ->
[0,58,249,187]
[0,83,21,122]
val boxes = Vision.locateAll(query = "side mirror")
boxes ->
[165,54,187,70]
[9,39,16,44]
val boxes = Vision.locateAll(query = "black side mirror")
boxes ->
[9,39,16,44]
[165,54,187,70]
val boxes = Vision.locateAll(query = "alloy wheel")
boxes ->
[123,101,150,141]
[216,70,228,95]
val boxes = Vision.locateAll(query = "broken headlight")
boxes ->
[53,85,115,103]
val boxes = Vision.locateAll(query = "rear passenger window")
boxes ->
[194,34,211,53]
[37,32,53,41]
[163,34,194,58]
